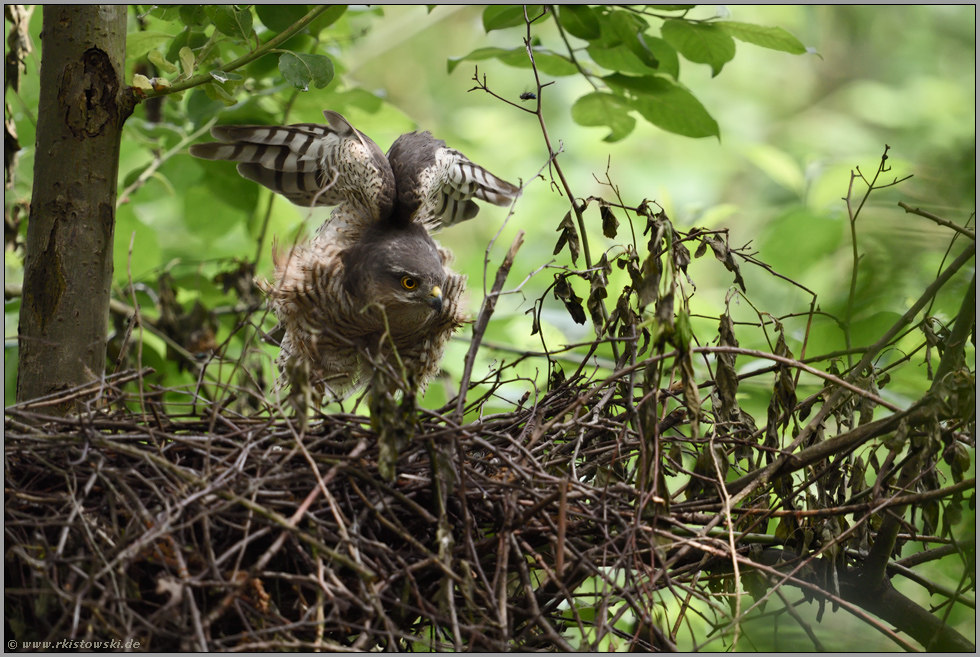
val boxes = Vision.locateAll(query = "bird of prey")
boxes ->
[190,110,519,401]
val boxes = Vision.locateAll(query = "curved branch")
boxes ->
[899,201,976,240]
[704,546,974,651]
[844,570,974,652]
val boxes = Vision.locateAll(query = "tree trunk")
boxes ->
[16,5,135,409]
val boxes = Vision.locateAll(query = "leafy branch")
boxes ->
[456,5,809,142]
[137,5,336,99]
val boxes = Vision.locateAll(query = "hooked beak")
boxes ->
[428,285,443,313]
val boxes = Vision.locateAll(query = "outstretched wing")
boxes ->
[386,131,520,229]
[189,110,396,226]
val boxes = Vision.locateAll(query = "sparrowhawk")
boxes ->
[190,110,519,400]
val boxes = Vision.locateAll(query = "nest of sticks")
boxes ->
[4,355,735,652]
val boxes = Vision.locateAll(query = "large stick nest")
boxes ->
[4,347,975,651]
[6,367,704,651]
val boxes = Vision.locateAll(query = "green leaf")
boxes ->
[605,74,719,139]
[149,6,181,22]
[610,11,659,69]
[178,47,196,78]
[571,92,636,142]
[188,160,261,215]
[329,88,384,114]
[125,117,185,147]
[661,19,735,76]
[126,31,174,62]
[588,37,679,79]
[255,5,310,34]
[148,170,177,198]
[448,46,576,76]
[182,185,250,243]
[204,81,238,106]
[643,36,680,79]
[716,21,806,54]
[114,204,163,282]
[122,162,150,189]
[483,5,542,32]
[205,69,242,105]
[448,46,514,73]
[187,88,225,126]
[166,28,209,64]
[308,5,347,36]
[528,51,578,77]
[205,6,254,43]
[588,43,649,75]
[558,5,600,40]
[278,52,334,91]
[209,69,243,84]
[178,5,207,27]
[247,31,315,80]
[147,49,178,74]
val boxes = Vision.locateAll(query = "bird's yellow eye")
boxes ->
[401,276,418,290]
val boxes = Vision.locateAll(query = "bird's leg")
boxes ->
[428,433,458,644]
[370,363,417,482]
[282,353,313,432]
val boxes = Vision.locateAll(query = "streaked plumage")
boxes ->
[190,110,519,400]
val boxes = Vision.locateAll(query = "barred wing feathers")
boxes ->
[189,110,396,224]
[387,131,520,229]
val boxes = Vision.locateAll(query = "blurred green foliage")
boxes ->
[3,5,974,650]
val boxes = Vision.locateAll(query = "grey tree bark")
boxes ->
[16,5,135,409]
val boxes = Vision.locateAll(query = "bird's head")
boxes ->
[343,221,447,321]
